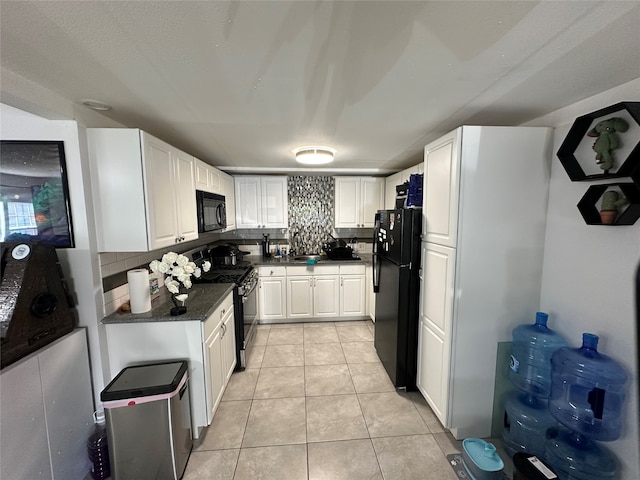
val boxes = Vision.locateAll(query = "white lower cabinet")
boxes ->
[339,265,366,317]
[204,301,236,423]
[286,266,339,318]
[258,266,287,321]
[104,291,235,438]
[416,242,455,427]
[0,330,93,480]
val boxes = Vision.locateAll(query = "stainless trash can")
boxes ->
[101,361,192,480]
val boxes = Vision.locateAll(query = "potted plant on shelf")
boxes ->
[599,190,627,225]
[149,252,211,315]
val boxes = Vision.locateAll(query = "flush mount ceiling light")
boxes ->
[81,99,112,111]
[294,146,336,165]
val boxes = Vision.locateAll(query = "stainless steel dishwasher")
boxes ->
[101,360,192,480]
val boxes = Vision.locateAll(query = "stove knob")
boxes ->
[31,293,58,318]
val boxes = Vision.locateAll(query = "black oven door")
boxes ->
[236,278,257,370]
[196,190,226,232]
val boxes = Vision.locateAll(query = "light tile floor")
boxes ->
[184,320,514,480]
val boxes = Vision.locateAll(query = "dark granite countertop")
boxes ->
[245,253,372,266]
[102,283,235,324]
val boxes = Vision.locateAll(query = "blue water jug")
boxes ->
[543,426,617,480]
[509,312,568,398]
[502,391,558,459]
[549,333,628,441]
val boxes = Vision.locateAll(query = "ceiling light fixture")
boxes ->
[81,99,112,111]
[294,146,336,165]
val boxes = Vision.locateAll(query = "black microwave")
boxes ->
[196,190,226,232]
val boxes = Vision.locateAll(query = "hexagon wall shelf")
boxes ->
[577,183,640,226]
[557,102,640,182]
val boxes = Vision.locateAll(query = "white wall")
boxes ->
[527,78,640,478]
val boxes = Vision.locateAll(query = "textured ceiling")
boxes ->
[1,1,639,174]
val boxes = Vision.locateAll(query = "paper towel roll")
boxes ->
[127,269,151,314]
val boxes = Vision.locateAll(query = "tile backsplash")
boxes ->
[287,176,334,255]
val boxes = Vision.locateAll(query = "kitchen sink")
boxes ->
[293,255,322,261]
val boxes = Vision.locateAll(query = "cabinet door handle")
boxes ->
[341,277,344,286]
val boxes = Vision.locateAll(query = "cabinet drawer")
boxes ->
[287,265,339,276]
[204,293,234,339]
[258,266,287,277]
[339,264,365,275]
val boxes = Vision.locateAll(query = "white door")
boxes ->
[259,277,286,320]
[220,172,236,231]
[194,158,210,192]
[261,176,288,228]
[235,176,261,228]
[173,149,198,243]
[416,242,456,427]
[385,173,402,210]
[208,166,221,194]
[360,177,384,227]
[340,275,366,316]
[287,276,313,318]
[221,308,236,382]
[143,134,178,250]
[205,327,224,424]
[313,275,340,317]
[423,128,460,248]
[334,177,360,227]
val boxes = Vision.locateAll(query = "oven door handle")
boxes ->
[242,281,258,302]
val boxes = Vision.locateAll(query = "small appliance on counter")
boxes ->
[0,242,75,369]
[322,235,361,260]
[209,243,249,266]
[261,234,270,257]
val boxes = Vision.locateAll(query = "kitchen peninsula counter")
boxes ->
[101,283,234,324]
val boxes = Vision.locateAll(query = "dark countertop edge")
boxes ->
[245,253,372,266]
[101,283,235,324]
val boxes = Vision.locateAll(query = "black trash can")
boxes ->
[101,361,192,480]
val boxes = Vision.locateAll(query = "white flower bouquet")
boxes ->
[149,252,211,307]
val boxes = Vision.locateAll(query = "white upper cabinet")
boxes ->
[235,176,288,229]
[384,163,424,209]
[220,171,236,232]
[194,158,222,194]
[423,129,460,248]
[334,177,384,228]
[88,128,198,252]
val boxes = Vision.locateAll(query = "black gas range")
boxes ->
[188,248,258,370]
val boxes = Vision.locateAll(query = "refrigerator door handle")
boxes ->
[373,254,380,293]
[372,211,381,293]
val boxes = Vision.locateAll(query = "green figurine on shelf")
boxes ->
[599,190,627,225]
[587,117,629,173]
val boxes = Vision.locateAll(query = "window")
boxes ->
[5,201,38,238]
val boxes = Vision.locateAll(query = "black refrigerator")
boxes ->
[373,208,422,390]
